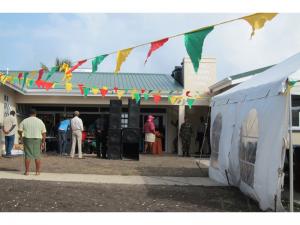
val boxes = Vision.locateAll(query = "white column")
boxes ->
[178,105,185,156]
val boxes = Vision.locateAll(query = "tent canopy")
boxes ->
[209,52,300,211]
[212,52,300,106]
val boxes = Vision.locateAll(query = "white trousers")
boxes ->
[70,130,82,158]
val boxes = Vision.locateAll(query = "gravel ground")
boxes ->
[0,153,208,177]
[0,179,260,212]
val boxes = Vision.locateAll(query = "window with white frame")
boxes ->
[239,109,259,187]
[292,95,300,130]
[121,113,128,128]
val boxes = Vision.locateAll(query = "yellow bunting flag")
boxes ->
[30,71,37,76]
[117,90,125,99]
[170,96,177,105]
[91,87,99,95]
[65,82,72,92]
[0,76,8,84]
[114,48,133,74]
[6,76,13,83]
[242,13,278,38]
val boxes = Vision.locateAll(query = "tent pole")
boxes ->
[289,88,294,212]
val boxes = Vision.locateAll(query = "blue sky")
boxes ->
[1,13,300,80]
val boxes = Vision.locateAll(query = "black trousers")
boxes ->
[95,133,101,158]
[182,139,191,156]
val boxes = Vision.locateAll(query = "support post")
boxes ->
[178,105,185,156]
[289,89,294,212]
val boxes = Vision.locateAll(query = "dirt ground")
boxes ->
[0,179,260,212]
[0,153,208,177]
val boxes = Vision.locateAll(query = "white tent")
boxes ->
[209,52,300,211]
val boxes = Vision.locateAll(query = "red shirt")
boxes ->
[144,121,155,134]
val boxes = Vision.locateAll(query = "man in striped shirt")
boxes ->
[18,109,46,175]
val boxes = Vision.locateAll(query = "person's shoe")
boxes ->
[4,155,12,158]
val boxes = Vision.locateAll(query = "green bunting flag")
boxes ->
[187,98,195,109]
[92,55,108,73]
[134,93,141,103]
[83,87,90,97]
[184,26,214,73]
[22,72,29,90]
[45,66,59,81]
[28,79,35,88]
[143,93,149,100]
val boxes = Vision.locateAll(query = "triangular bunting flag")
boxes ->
[68,59,87,73]
[145,38,169,64]
[153,93,161,104]
[91,87,99,95]
[92,55,108,73]
[242,13,278,38]
[117,90,125,99]
[83,87,90,97]
[37,69,44,80]
[114,48,133,74]
[45,66,58,81]
[78,84,84,95]
[22,72,29,90]
[65,83,72,92]
[184,26,214,73]
[187,98,195,109]
[100,86,108,97]
[143,93,149,100]
[134,93,141,103]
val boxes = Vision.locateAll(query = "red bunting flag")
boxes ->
[78,84,84,95]
[141,89,145,94]
[100,87,108,97]
[44,82,54,91]
[37,69,44,80]
[114,87,118,93]
[35,79,44,88]
[68,59,87,74]
[153,93,161,104]
[145,38,169,64]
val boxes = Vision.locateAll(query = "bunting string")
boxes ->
[1,13,278,80]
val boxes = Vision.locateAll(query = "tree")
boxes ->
[55,58,72,69]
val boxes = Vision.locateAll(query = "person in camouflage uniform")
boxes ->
[179,117,193,157]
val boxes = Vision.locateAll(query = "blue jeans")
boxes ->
[58,130,67,154]
[5,135,15,156]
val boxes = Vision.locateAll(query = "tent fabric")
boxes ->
[209,52,300,211]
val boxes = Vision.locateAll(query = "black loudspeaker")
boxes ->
[122,128,140,160]
[107,129,122,159]
[107,144,122,160]
[122,128,141,143]
[128,99,140,128]
[109,100,122,129]
[108,129,122,144]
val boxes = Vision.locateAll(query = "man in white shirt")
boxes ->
[70,111,84,158]
[3,110,17,157]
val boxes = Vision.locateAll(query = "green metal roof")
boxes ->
[229,65,275,80]
[6,71,183,92]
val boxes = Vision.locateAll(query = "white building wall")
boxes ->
[0,85,18,153]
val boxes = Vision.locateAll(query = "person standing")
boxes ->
[58,117,71,155]
[143,115,155,153]
[195,117,206,154]
[70,111,84,159]
[179,117,193,157]
[18,109,46,175]
[3,110,17,157]
[95,116,108,159]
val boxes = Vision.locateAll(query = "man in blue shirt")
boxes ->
[58,118,71,155]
